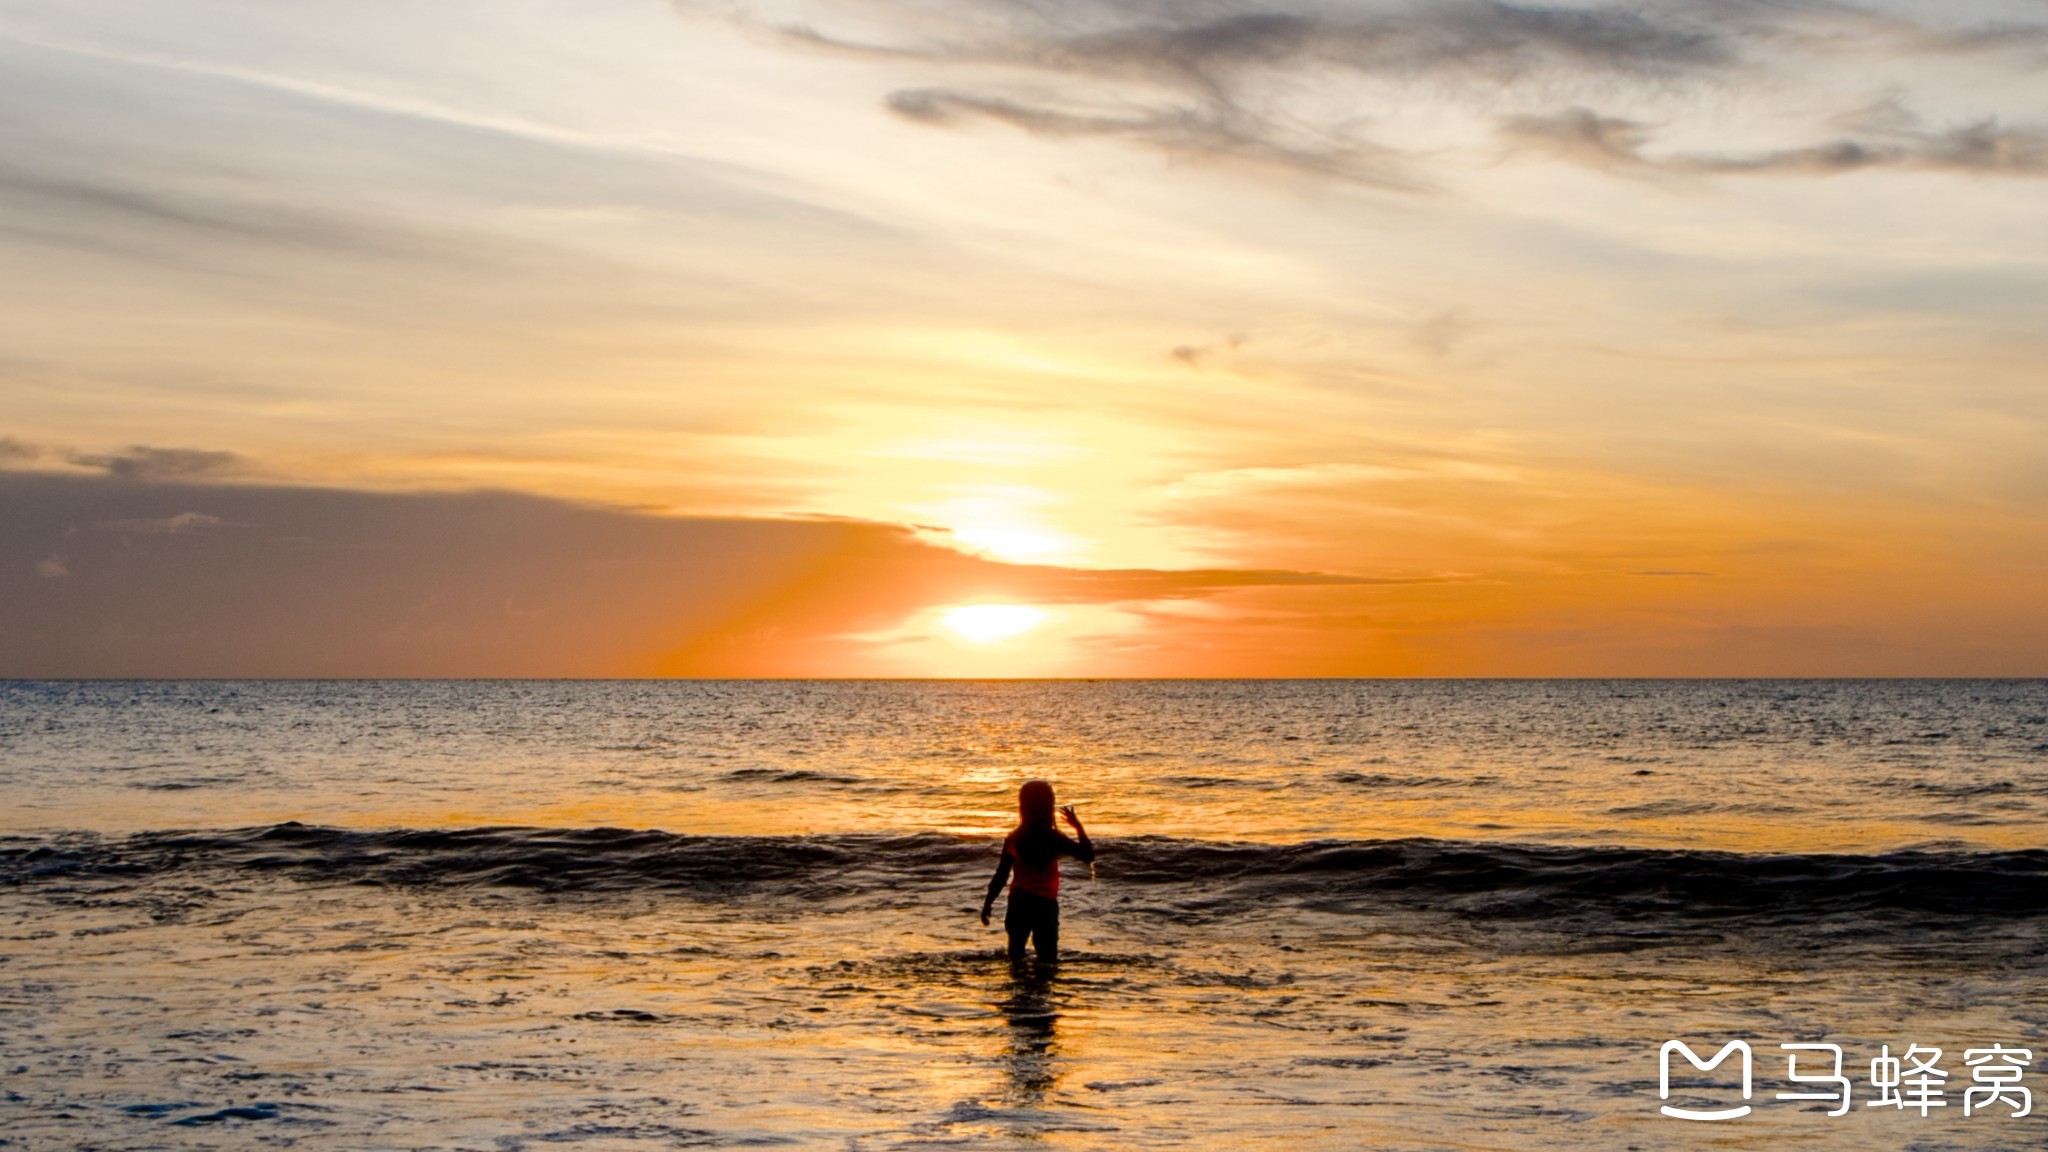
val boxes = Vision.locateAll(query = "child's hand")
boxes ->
[979,904,991,927]
[1060,804,1081,829]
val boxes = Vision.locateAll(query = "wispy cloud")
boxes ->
[0,163,413,255]
[69,446,244,482]
[778,0,1744,188]
[0,436,42,465]
[887,86,1419,188]
[769,0,2048,188]
[1167,333,1247,370]
[1685,119,2048,176]
[788,2,1733,85]
[963,562,1431,605]
[1013,4,1729,84]
[1501,105,2048,178]
[1497,107,1658,174]
[97,511,230,534]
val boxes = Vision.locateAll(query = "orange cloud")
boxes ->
[0,473,1374,678]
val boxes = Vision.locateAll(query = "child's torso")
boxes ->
[1005,829,1063,899]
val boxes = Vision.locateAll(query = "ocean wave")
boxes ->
[6,824,2048,921]
[1324,771,1478,789]
[721,767,867,785]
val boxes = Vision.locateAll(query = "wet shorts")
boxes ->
[1004,890,1060,962]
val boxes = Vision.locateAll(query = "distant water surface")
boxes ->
[5,678,2047,849]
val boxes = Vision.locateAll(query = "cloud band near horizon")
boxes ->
[0,469,1384,678]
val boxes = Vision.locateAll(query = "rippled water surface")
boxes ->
[5,680,2048,1150]
[6,679,2048,849]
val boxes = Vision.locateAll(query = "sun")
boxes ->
[950,525,1069,563]
[939,604,1048,644]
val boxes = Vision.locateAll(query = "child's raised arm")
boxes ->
[979,849,1011,926]
[1061,805,1096,863]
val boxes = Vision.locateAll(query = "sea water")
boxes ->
[4,679,2047,1149]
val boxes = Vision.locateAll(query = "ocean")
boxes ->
[4,679,2048,1149]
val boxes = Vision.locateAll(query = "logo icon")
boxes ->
[1661,1040,1753,1121]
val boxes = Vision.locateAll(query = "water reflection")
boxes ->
[996,968,1062,1106]
[18,680,2048,853]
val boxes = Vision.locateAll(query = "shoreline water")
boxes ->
[6,680,2047,1148]
[8,820,2047,1150]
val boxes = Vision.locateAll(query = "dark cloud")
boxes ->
[0,473,1389,676]
[0,436,41,465]
[1028,4,1728,86]
[781,0,2048,187]
[1497,96,2048,178]
[68,446,245,482]
[849,1,1736,187]
[1497,107,1657,172]
[792,0,1740,187]
[1913,120,2048,173]
[1167,332,1247,369]
[802,2,1731,85]
[886,86,1419,188]
[1681,138,1901,175]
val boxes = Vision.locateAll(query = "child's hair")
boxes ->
[1013,779,1060,870]
[1018,779,1057,832]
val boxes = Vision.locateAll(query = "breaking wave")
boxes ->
[6,823,2048,921]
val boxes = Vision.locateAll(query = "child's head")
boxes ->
[1017,779,1056,831]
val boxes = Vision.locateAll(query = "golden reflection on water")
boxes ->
[997,974,1063,1107]
[11,680,2047,855]
[236,787,2048,858]
[47,780,2048,857]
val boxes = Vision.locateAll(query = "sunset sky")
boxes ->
[3,0,2045,677]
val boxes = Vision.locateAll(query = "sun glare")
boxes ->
[940,604,1048,644]
[950,525,1069,563]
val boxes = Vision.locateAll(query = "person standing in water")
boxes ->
[980,779,1095,965]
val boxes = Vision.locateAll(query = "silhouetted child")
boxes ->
[980,779,1095,965]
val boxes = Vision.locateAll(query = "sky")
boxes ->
[2,0,2046,677]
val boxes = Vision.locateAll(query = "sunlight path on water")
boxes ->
[5,679,2047,852]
